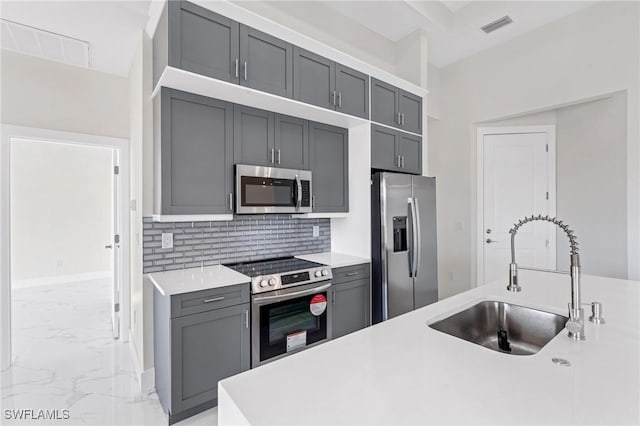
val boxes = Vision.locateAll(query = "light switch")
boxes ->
[312,226,319,237]
[162,233,173,249]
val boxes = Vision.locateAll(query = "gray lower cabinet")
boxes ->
[371,124,422,175]
[309,122,349,213]
[156,88,234,215]
[371,77,422,134]
[154,284,250,425]
[233,105,275,167]
[332,264,371,339]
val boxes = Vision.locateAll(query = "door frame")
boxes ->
[0,125,130,371]
[475,125,556,287]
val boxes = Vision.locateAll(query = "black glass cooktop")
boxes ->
[225,257,324,277]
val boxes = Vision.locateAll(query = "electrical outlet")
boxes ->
[162,233,173,249]
[312,226,319,237]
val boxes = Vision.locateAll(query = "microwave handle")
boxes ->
[295,175,302,209]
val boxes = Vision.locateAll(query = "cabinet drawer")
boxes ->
[171,284,250,318]
[332,263,370,284]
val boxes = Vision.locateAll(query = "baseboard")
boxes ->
[128,331,155,395]
[12,271,111,289]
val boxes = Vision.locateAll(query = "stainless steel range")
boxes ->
[225,257,333,367]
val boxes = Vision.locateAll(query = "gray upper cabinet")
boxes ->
[274,114,309,170]
[171,303,250,414]
[335,64,369,119]
[332,264,371,339]
[239,25,293,98]
[157,88,234,214]
[233,105,275,167]
[398,90,422,134]
[371,78,399,128]
[398,132,422,175]
[371,124,422,175]
[309,122,349,213]
[371,77,423,134]
[293,47,336,110]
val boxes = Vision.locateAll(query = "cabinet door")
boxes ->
[171,303,250,413]
[398,132,422,175]
[233,105,275,167]
[293,47,336,110]
[371,78,399,128]
[398,90,422,134]
[239,25,293,98]
[161,88,233,214]
[335,64,369,119]
[309,122,349,213]
[371,124,400,172]
[333,278,370,339]
[172,1,239,83]
[274,114,309,170]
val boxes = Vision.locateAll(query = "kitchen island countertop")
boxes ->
[218,270,639,425]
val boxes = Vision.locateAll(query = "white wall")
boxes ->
[10,139,112,284]
[0,50,129,139]
[429,1,640,298]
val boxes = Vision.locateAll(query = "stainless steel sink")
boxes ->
[428,301,568,355]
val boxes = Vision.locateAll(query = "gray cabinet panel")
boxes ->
[333,277,370,339]
[309,122,349,213]
[293,47,336,110]
[371,78,399,128]
[173,1,239,83]
[161,88,233,214]
[398,132,422,175]
[239,25,293,98]
[398,90,422,134]
[335,64,369,119]
[233,105,275,167]
[274,114,309,170]
[371,124,400,172]
[171,303,250,413]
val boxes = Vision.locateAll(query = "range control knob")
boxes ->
[321,269,329,276]
[268,277,277,286]
[314,271,322,278]
[259,280,269,288]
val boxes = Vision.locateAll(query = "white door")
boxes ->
[109,150,121,339]
[481,130,556,285]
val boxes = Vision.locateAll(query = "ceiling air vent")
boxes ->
[481,16,513,34]
[0,18,91,68]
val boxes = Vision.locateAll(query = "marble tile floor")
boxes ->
[1,279,218,426]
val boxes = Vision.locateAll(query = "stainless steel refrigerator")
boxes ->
[371,172,438,323]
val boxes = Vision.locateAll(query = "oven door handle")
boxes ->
[253,283,331,304]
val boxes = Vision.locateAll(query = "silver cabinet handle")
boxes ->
[243,61,247,81]
[234,58,239,78]
[244,310,249,329]
[338,92,342,108]
[396,155,401,167]
[332,90,337,107]
[401,113,405,126]
[346,271,359,277]
[277,149,281,164]
[229,193,233,211]
[401,156,405,168]
[396,112,401,124]
[204,296,225,303]
[270,148,275,163]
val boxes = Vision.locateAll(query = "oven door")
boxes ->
[251,281,332,367]
[236,164,312,214]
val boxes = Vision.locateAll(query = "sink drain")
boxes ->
[552,357,571,367]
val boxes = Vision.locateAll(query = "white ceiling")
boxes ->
[323,1,598,68]
[0,1,150,76]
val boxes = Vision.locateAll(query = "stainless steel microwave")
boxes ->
[235,164,312,214]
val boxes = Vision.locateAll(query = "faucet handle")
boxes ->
[588,301,605,324]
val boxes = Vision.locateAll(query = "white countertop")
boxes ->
[295,252,370,268]
[218,270,640,425]
[147,264,250,296]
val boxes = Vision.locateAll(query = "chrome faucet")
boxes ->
[507,215,586,340]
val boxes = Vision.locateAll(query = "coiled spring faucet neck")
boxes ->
[507,215,585,340]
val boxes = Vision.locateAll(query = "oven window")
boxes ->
[259,292,328,362]
[241,176,295,207]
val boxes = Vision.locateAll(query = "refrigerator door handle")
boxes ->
[408,197,417,278]
[412,197,421,277]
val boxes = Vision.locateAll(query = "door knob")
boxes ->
[486,239,498,244]
[486,228,492,234]
[105,244,113,249]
